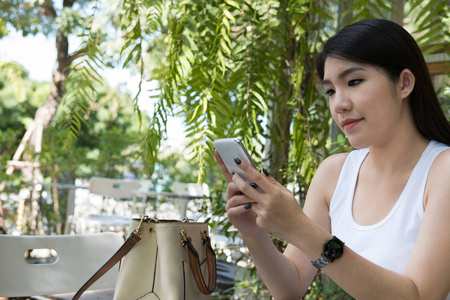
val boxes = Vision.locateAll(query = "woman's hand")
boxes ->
[214,149,304,241]
[214,149,262,237]
[224,180,262,237]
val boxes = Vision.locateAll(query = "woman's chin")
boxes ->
[347,137,369,150]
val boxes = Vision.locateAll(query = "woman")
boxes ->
[214,19,450,299]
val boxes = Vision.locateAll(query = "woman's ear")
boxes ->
[398,69,415,100]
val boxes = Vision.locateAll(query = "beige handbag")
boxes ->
[73,216,216,300]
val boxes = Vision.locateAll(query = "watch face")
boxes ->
[324,237,344,262]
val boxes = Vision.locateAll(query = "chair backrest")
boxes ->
[0,232,123,297]
[89,177,140,199]
[137,179,154,193]
[172,182,210,197]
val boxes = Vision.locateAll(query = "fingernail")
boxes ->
[250,183,257,189]
[263,168,269,177]
[244,204,252,209]
[234,157,241,164]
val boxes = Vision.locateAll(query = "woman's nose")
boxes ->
[332,90,352,113]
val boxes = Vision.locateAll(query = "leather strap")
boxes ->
[72,232,141,300]
[185,234,217,295]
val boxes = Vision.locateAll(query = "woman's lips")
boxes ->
[341,118,363,131]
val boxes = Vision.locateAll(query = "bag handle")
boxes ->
[181,229,217,295]
[72,231,141,300]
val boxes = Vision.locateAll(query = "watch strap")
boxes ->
[311,255,331,269]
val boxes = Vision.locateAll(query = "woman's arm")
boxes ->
[232,151,450,300]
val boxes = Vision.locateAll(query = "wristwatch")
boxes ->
[311,236,345,269]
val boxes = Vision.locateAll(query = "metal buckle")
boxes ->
[180,229,190,246]
[200,229,209,242]
[132,215,159,237]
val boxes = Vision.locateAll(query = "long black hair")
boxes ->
[316,19,450,146]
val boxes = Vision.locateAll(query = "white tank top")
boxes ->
[330,141,449,276]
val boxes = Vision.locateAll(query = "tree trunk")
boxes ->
[391,0,404,25]
[265,5,299,185]
[0,206,4,234]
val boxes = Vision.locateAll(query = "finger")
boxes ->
[232,172,266,204]
[226,201,257,217]
[260,168,285,190]
[234,158,284,193]
[233,157,262,181]
[226,181,254,205]
[214,149,233,182]
[226,182,244,201]
[232,158,273,193]
[225,194,256,211]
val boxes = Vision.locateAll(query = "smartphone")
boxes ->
[214,138,256,181]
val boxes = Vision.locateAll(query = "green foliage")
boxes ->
[0,60,29,102]
[151,152,203,191]
[55,82,148,179]
[339,0,394,25]
[44,110,144,180]
[123,0,336,188]
[305,272,355,300]
[0,19,6,38]
[40,84,148,232]
[0,64,49,159]
[0,0,54,36]
[405,0,449,51]
[0,0,96,37]
[0,58,148,233]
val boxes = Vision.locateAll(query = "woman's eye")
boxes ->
[348,79,363,86]
[325,89,335,96]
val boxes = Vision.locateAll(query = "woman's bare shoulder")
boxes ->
[428,148,450,182]
[432,147,450,165]
[426,148,450,206]
[319,152,349,172]
[308,152,350,204]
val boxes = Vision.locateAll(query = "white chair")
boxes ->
[66,177,140,234]
[0,232,123,297]
[172,182,210,219]
[132,179,155,215]
[172,181,210,197]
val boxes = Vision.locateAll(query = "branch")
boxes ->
[68,48,88,65]
[40,1,57,18]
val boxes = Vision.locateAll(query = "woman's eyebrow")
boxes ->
[322,67,365,85]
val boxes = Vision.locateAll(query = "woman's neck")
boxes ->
[367,132,430,175]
